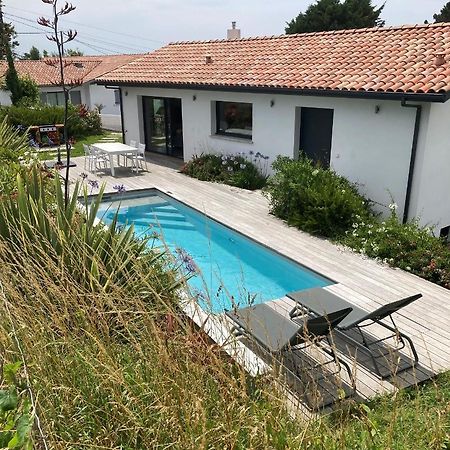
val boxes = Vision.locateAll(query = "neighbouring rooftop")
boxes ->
[97,23,450,100]
[0,54,139,87]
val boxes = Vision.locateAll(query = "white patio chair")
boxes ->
[83,144,93,171]
[134,143,148,172]
[89,146,109,173]
[123,139,138,166]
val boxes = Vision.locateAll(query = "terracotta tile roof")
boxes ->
[0,54,138,87]
[97,23,450,98]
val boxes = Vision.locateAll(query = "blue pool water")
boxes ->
[97,191,331,313]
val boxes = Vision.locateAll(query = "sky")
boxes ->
[3,0,448,56]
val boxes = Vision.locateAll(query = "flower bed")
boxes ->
[265,155,450,289]
[181,151,269,190]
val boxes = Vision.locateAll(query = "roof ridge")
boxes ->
[167,22,450,46]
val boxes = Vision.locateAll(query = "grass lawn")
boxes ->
[38,131,122,161]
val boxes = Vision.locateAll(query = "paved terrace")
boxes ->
[68,155,450,407]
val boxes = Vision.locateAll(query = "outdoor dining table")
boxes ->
[92,142,138,177]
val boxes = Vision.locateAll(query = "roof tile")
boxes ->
[96,23,450,95]
[0,54,138,87]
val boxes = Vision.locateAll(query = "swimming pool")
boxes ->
[96,190,332,313]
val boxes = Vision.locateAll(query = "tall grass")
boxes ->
[0,169,448,449]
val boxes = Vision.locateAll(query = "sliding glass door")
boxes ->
[143,97,183,158]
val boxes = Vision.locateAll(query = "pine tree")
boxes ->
[22,46,42,60]
[285,0,385,34]
[433,2,450,22]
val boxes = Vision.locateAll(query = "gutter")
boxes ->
[401,98,422,224]
[95,80,449,103]
[104,85,126,143]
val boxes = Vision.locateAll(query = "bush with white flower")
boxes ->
[181,151,269,190]
[341,208,450,289]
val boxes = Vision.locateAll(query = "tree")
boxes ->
[0,0,21,104]
[0,22,18,59]
[433,2,450,22]
[39,0,78,207]
[16,76,40,106]
[21,46,42,60]
[285,0,385,34]
[65,48,83,56]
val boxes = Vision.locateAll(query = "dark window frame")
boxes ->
[114,89,120,105]
[215,101,253,140]
[69,90,82,105]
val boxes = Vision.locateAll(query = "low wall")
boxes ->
[101,114,122,132]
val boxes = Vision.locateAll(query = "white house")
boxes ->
[96,23,450,237]
[0,54,138,130]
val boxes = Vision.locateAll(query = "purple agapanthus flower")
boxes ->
[175,247,199,274]
[113,184,126,193]
[80,172,88,180]
[88,179,99,189]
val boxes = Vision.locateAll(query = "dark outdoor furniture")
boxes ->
[287,288,422,379]
[226,303,354,407]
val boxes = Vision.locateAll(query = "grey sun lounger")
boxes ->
[226,303,354,387]
[287,288,422,379]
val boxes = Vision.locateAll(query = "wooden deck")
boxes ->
[68,154,450,405]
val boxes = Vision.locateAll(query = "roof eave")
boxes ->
[94,80,450,103]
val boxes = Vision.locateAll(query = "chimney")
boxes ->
[435,53,446,67]
[227,21,241,40]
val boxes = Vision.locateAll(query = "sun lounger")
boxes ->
[287,288,422,379]
[226,303,354,399]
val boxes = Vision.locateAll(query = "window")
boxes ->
[45,92,65,106]
[215,101,252,139]
[70,90,82,105]
[114,89,120,105]
[41,91,81,106]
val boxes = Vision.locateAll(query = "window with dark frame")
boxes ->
[215,101,252,139]
[69,90,82,105]
[114,89,120,105]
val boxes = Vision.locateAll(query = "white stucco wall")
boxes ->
[89,83,121,116]
[121,86,418,219]
[409,100,450,235]
[0,90,12,106]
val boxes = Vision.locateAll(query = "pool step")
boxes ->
[133,218,196,231]
[150,205,181,214]
[143,211,187,222]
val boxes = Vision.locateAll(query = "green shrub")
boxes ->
[16,76,40,107]
[341,209,450,289]
[0,117,36,197]
[0,170,178,301]
[0,362,34,449]
[0,104,102,139]
[181,152,268,190]
[265,155,373,238]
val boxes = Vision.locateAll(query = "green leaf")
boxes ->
[15,413,33,444]
[3,362,22,384]
[0,387,18,412]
